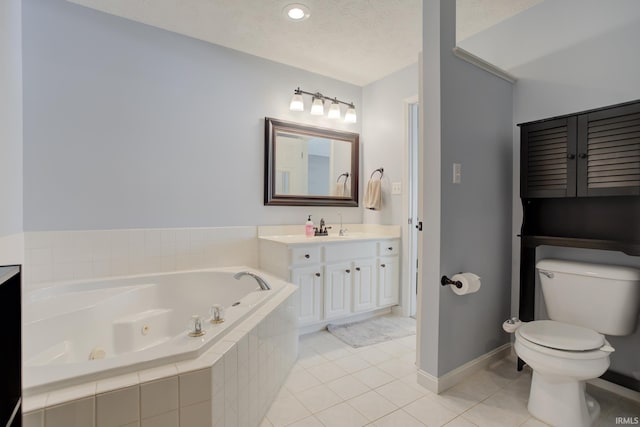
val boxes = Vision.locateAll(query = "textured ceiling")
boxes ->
[67,0,542,86]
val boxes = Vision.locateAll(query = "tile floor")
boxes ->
[260,327,640,427]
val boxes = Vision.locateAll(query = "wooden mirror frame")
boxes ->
[264,117,359,206]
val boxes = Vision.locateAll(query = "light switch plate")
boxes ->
[392,182,402,194]
[453,163,462,184]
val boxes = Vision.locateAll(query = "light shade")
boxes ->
[310,97,324,115]
[344,106,357,123]
[290,93,304,111]
[328,102,341,119]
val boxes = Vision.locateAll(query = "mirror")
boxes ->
[264,117,359,206]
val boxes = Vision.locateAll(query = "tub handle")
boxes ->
[210,305,225,324]
[188,315,206,337]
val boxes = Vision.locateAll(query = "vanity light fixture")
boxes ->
[289,87,357,123]
[310,96,324,115]
[328,99,341,119]
[284,4,310,21]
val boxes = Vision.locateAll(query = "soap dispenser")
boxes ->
[305,215,314,237]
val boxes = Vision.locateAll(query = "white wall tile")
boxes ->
[140,377,178,419]
[96,386,139,427]
[140,410,178,427]
[179,400,212,427]
[23,410,44,427]
[180,368,211,407]
[45,397,94,427]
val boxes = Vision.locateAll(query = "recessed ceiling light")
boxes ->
[284,4,310,21]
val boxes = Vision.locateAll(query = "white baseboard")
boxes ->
[588,378,640,404]
[417,343,512,394]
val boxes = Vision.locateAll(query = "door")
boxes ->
[520,117,577,198]
[378,256,399,306]
[324,262,352,319]
[291,266,323,325]
[352,258,376,312]
[577,101,640,197]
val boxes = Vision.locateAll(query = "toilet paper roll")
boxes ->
[450,272,481,295]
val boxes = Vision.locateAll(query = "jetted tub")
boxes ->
[23,267,286,395]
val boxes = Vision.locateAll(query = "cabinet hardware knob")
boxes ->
[346,269,351,273]
[567,154,576,160]
[304,254,310,259]
[578,153,588,159]
[388,247,393,251]
[355,267,361,271]
[315,272,321,277]
[380,264,386,268]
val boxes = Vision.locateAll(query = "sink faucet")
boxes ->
[314,218,331,236]
[233,271,271,290]
[338,212,348,236]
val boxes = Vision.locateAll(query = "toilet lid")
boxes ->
[518,320,605,351]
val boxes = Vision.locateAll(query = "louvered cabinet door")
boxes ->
[577,102,640,197]
[521,117,577,198]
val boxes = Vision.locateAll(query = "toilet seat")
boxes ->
[518,320,604,351]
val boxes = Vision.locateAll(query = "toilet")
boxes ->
[510,259,640,427]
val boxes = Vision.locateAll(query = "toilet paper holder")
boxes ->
[441,275,463,289]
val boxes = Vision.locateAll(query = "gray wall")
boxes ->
[22,0,363,232]
[0,0,23,240]
[509,19,640,380]
[362,63,419,226]
[420,0,513,377]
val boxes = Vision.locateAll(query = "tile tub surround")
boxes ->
[23,226,259,291]
[22,286,299,427]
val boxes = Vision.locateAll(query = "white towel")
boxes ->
[334,180,350,197]
[364,179,381,210]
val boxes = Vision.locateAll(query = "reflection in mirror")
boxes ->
[265,118,359,206]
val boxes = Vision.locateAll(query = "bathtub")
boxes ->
[23,267,287,395]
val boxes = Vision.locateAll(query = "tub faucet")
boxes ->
[233,271,271,290]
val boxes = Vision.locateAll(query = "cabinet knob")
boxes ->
[315,272,321,277]
[578,153,588,159]
[387,247,393,251]
[355,267,361,271]
[304,254,310,259]
[345,269,351,273]
[380,264,386,268]
[567,153,576,160]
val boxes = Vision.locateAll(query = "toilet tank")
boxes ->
[537,259,640,336]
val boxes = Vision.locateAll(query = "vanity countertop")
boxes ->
[258,233,397,245]
[257,224,401,246]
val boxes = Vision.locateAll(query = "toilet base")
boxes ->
[528,372,600,427]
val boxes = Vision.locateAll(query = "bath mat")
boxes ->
[327,315,416,348]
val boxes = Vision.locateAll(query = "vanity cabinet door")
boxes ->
[291,266,323,325]
[352,258,377,312]
[324,262,352,320]
[378,256,399,307]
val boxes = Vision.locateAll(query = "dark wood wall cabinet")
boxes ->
[518,99,640,392]
[521,100,640,198]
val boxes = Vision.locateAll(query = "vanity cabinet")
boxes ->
[520,100,640,198]
[258,236,400,328]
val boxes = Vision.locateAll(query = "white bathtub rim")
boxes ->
[22,267,291,396]
[23,281,297,413]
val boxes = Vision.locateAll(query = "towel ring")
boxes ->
[336,172,350,183]
[370,168,384,179]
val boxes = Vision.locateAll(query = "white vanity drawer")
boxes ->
[378,240,400,256]
[324,242,376,263]
[290,246,321,266]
